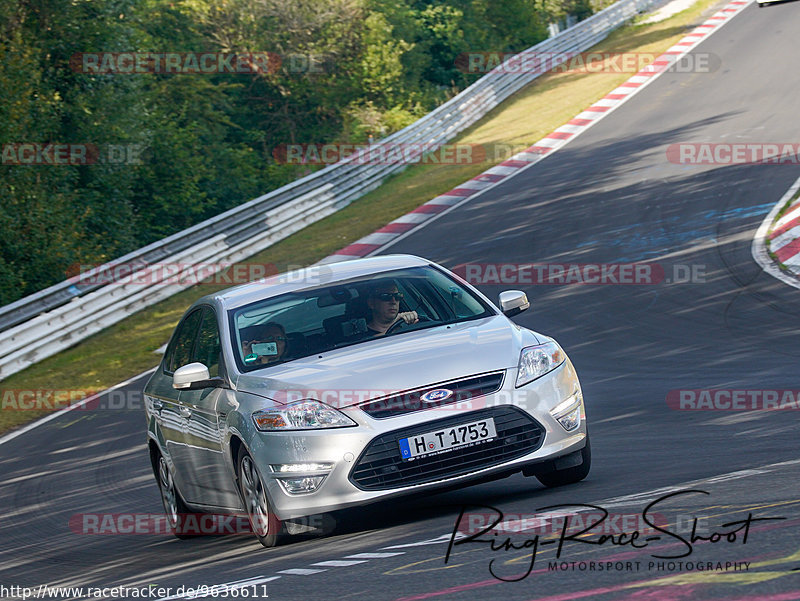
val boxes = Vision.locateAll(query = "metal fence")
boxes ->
[0,0,659,380]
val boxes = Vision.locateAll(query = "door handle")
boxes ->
[179,406,192,418]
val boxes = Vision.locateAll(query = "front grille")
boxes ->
[360,371,505,419]
[349,406,544,491]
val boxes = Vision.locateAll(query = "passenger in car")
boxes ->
[241,322,287,366]
[365,279,419,336]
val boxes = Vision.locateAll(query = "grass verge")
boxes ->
[0,0,727,434]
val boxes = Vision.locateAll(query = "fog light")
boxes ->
[278,476,326,494]
[550,392,582,432]
[556,406,581,431]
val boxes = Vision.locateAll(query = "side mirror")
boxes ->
[499,290,530,318]
[173,362,225,390]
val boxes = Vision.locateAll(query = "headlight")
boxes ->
[515,341,565,387]
[252,400,357,431]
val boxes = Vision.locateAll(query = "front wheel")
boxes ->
[536,437,591,488]
[238,448,285,547]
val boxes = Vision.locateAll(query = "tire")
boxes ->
[237,448,285,547]
[536,436,591,488]
[156,453,195,539]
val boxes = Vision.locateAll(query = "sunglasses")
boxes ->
[374,292,403,302]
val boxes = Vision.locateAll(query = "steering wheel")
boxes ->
[384,314,430,336]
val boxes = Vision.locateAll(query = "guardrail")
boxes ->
[0,0,660,380]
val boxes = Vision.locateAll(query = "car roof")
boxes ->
[197,254,432,311]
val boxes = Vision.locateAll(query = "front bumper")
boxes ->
[245,359,586,521]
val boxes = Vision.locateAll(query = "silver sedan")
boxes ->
[143,254,589,546]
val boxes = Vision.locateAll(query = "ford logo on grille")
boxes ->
[420,388,454,403]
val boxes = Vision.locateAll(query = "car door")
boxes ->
[177,307,241,509]
[155,307,204,502]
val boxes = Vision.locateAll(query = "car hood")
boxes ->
[234,315,537,407]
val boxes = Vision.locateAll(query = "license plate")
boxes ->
[398,418,497,460]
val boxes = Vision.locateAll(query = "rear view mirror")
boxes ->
[173,362,225,390]
[499,290,530,318]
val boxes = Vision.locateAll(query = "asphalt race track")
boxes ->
[2,1,800,600]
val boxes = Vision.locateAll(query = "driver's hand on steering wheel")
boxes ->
[397,311,419,325]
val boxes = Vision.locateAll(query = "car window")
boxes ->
[229,265,494,371]
[424,268,488,319]
[192,308,221,377]
[165,308,203,373]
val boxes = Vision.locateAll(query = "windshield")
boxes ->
[229,265,494,371]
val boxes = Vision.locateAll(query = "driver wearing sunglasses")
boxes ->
[366,279,419,336]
